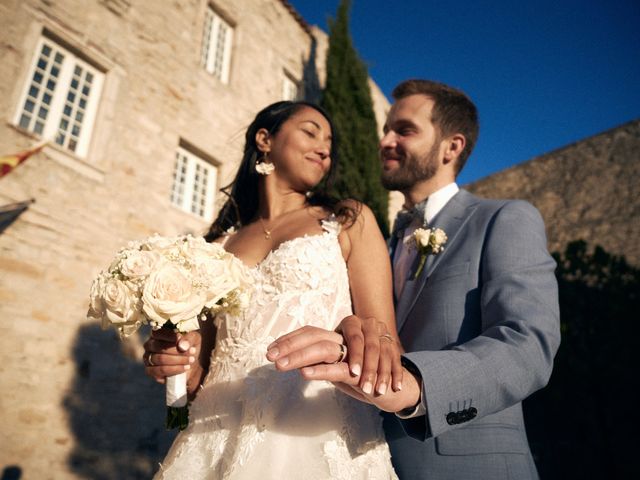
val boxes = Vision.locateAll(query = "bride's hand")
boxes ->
[266,317,403,397]
[143,329,203,395]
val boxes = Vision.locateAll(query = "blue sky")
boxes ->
[288,0,640,185]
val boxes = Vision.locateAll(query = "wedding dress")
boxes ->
[154,218,397,479]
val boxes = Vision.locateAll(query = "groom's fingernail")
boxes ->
[350,364,361,377]
[302,367,314,376]
[267,347,279,359]
[362,381,373,395]
[267,341,277,350]
[277,357,289,367]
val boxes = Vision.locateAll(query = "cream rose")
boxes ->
[119,250,160,279]
[142,262,205,331]
[102,277,141,331]
[414,228,432,248]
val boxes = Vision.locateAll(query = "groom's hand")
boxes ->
[337,315,404,395]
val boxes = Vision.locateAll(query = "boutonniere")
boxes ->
[412,227,448,279]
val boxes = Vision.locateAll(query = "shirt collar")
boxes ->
[424,182,459,224]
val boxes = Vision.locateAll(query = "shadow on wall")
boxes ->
[64,323,177,479]
[524,240,640,479]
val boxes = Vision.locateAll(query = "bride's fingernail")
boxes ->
[362,381,373,395]
[189,356,195,364]
[189,347,196,355]
[377,383,388,395]
[267,347,279,359]
[350,364,361,377]
[178,340,190,351]
[277,357,289,367]
[184,365,191,371]
[395,382,403,391]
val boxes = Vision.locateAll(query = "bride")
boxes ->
[143,101,402,479]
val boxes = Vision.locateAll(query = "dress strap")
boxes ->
[320,214,341,236]
[219,226,237,247]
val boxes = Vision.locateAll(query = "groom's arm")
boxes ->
[399,200,561,439]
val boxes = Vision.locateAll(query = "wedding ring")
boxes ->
[379,333,394,343]
[147,353,155,366]
[332,343,347,364]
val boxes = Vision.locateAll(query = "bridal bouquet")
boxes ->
[87,233,250,430]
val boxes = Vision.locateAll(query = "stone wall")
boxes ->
[465,119,640,265]
[0,1,389,478]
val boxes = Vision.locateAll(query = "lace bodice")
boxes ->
[154,219,397,479]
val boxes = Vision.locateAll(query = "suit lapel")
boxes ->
[395,190,478,332]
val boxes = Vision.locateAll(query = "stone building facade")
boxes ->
[0,1,390,478]
[466,119,640,266]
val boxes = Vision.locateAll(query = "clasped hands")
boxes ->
[265,315,421,413]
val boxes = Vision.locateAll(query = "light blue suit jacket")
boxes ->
[384,189,560,479]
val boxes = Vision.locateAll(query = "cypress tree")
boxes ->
[321,0,389,234]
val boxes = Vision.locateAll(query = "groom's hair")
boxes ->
[392,79,479,175]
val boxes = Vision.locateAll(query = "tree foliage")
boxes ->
[321,0,389,234]
[525,240,640,479]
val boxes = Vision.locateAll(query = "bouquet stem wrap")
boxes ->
[166,371,189,430]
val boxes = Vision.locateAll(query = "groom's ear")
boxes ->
[255,128,271,153]
[442,133,466,166]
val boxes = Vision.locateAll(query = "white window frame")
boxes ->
[200,6,233,83]
[170,146,218,221]
[282,73,300,101]
[13,36,104,158]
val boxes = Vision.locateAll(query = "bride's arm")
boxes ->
[338,201,402,395]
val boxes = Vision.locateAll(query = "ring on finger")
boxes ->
[148,353,155,366]
[332,343,347,364]
[379,333,394,343]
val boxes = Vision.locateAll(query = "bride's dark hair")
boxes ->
[204,101,358,242]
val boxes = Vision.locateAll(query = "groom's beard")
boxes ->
[380,142,440,191]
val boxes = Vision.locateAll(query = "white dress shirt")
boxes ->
[393,182,460,299]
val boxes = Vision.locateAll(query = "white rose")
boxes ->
[142,262,205,331]
[414,228,432,248]
[120,250,160,279]
[193,257,236,308]
[433,228,448,245]
[102,277,142,331]
[87,273,107,322]
[180,236,223,264]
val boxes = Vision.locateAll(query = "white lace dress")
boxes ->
[154,219,397,479]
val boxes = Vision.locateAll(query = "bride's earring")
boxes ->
[255,152,275,175]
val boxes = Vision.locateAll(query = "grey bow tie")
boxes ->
[391,199,428,237]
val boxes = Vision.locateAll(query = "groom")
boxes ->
[270,79,560,479]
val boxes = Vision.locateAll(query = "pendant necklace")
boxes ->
[258,216,278,240]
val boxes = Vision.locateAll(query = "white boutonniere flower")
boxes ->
[412,227,448,279]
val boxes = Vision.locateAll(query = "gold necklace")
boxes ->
[258,216,277,239]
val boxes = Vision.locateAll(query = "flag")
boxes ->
[0,141,47,178]
[0,199,35,234]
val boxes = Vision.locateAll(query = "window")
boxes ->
[170,146,218,221]
[200,6,233,83]
[14,36,104,158]
[282,73,300,101]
